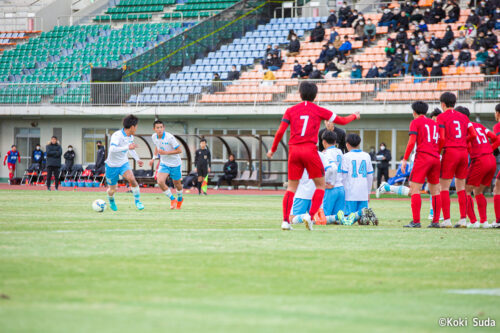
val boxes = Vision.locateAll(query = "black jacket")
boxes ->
[318,127,346,152]
[288,39,300,53]
[376,149,391,168]
[223,160,238,178]
[195,148,211,168]
[95,146,106,169]
[441,54,454,67]
[227,70,240,80]
[366,67,379,78]
[310,26,325,42]
[430,65,443,77]
[64,150,75,169]
[327,13,337,26]
[45,143,62,168]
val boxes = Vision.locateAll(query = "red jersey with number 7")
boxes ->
[282,101,336,147]
[409,115,440,158]
[436,109,474,149]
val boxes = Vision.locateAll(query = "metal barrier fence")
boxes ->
[0,75,499,106]
[0,16,44,32]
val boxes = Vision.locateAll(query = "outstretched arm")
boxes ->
[333,113,359,125]
[268,121,289,157]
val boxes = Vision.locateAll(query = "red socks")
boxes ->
[476,194,487,223]
[411,194,421,223]
[467,195,477,223]
[8,172,13,180]
[440,190,451,220]
[495,195,500,223]
[309,189,325,217]
[457,190,467,219]
[282,190,295,223]
[432,194,442,224]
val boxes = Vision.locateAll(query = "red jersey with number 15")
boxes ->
[282,101,336,146]
[469,122,494,159]
[409,115,440,158]
[436,109,473,149]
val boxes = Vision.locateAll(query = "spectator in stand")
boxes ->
[350,62,362,83]
[337,57,353,78]
[365,63,379,78]
[481,49,499,75]
[471,31,487,50]
[441,49,455,66]
[291,60,302,78]
[397,11,410,31]
[472,46,489,66]
[326,9,337,28]
[410,8,424,23]
[332,34,342,49]
[402,1,416,15]
[408,39,417,54]
[325,42,337,62]
[215,154,238,190]
[271,45,281,58]
[415,63,429,81]
[209,73,224,93]
[466,8,480,26]
[418,39,429,58]
[95,141,106,174]
[287,29,296,41]
[418,19,428,32]
[227,65,240,81]
[442,25,454,47]
[310,22,325,42]
[428,33,442,50]
[269,53,282,71]
[338,1,352,27]
[378,7,396,30]
[460,23,477,40]
[32,144,44,166]
[430,2,445,24]
[402,49,414,74]
[430,60,443,80]
[316,45,328,63]
[309,65,322,79]
[329,26,339,43]
[301,59,313,77]
[263,70,275,83]
[264,44,273,57]
[384,37,396,57]
[443,0,460,23]
[355,21,368,45]
[450,30,466,50]
[63,145,75,171]
[286,33,300,57]
[350,10,364,28]
[423,8,432,24]
[476,0,491,17]
[456,46,472,66]
[485,30,498,49]
[364,19,376,44]
[338,35,352,57]
[45,136,62,191]
[325,58,340,78]
[263,54,273,69]
[396,28,408,45]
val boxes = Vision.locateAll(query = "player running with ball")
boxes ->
[105,115,145,211]
[267,82,360,231]
[150,120,184,209]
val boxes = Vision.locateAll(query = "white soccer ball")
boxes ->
[92,199,106,212]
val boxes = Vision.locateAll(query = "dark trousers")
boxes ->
[47,166,60,189]
[217,174,235,187]
[377,166,389,187]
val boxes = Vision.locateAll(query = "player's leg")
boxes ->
[376,181,410,197]
[170,165,184,208]
[157,171,176,206]
[494,174,500,228]
[46,166,53,190]
[439,178,453,227]
[7,163,14,181]
[474,157,496,228]
[282,179,299,230]
[290,198,311,226]
[454,151,470,226]
[105,165,119,211]
[474,185,490,228]
[465,163,479,228]
[122,169,144,210]
[427,183,441,227]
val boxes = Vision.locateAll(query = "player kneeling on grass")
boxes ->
[105,115,145,211]
[455,106,497,228]
[150,120,184,210]
[401,101,442,228]
[337,133,377,226]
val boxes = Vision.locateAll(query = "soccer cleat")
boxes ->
[337,210,345,224]
[467,222,480,229]
[440,219,452,228]
[135,201,144,210]
[453,218,466,228]
[343,213,356,226]
[170,199,178,210]
[108,198,117,211]
[313,208,326,225]
[480,222,491,229]
[403,221,421,228]
[367,208,378,226]
[376,182,389,198]
[214,186,219,190]
[176,199,183,209]
[427,222,440,228]
[203,191,207,196]
[359,208,370,225]
[302,213,313,231]
[491,222,500,228]
[281,221,292,230]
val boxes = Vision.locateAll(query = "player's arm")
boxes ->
[318,106,360,125]
[149,147,159,167]
[268,117,290,158]
[401,122,417,171]
[128,149,144,167]
[159,147,182,155]
[466,122,477,142]
[438,126,446,153]
[485,129,500,150]
[109,140,132,153]
[367,172,374,201]
[3,152,8,166]
[325,164,337,189]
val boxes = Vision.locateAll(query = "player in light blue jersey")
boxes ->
[105,115,144,211]
[321,131,345,225]
[150,120,184,210]
[338,133,378,225]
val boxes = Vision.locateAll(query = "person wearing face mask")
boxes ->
[301,59,313,77]
[485,30,498,49]
[376,143,391,188]
[456,46,472,66]
[310,22,325,42]
[64,145,75,170]
[364,19,376,44]
[430,60,443,79]
[325,43,337,62]
[441,49,455,67]
[291,60,302,78]
[466,9,480,27]
[443,0,460,23]
[287,34,300,57]
[481,50,499,75]
[338,1,352,27]
[418,20,428,32]
[95,141,106,175]
[338,35,352,57]
[45,136,62,191]
[32,144,44,166]
[316,45,328,64]
[309,65,322,79]
[378,7,396,30]
[365,63,379,78]
[326,9,337,28]
[350,62,362,83]
[442,25,454,47]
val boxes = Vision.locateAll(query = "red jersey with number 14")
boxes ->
[282,101,336,146]
[436,109,473,149]
[469,122,494,159]
[409,115,440,158]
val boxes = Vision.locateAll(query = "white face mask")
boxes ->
[68,148,73,151]
[380,146,386,150]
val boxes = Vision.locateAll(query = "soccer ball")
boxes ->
[92,199,106,212]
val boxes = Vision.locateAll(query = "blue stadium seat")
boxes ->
[150,86,158,94]
[209,59,217,65]
[151,95,159,103]
[237,51,244,58]
[164,86,172,94]
[194,86,202,94]
[235,44,243,51]
[127,95,137,103]
[157,86,165,94]
[220,45,228,51]
[270,18,278,24]
[144,95,153,103]
[137,95,145,103]
[159,95,167,103]
[221,72,228,80]
[202,59,210,65]
[143,87,151,94]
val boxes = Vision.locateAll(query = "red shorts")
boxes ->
[7,163,16,171]
[288,144,324,180]
[440,147,468,179]
[467,154,496,187]
[409,153,440,184]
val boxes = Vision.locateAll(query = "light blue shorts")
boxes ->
[345,200,368,215]
[323,186,345,216]
[291,198,311,216]
[158,164,182,181]
[105,162,131,186]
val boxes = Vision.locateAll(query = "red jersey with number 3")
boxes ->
[409,115,440,158]
[436,109,473,149]
[282,101,336,146]
[469,122,494,159]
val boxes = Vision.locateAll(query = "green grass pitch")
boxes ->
[0,190,499,332]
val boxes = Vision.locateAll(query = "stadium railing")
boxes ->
[0,75,499,106]
[0,17,44,32]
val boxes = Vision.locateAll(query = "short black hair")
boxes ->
[51,136,57,140]
[455,106,470,118]
[411,101,429,115]
[429,108,442,119]
[200,138,207,143]
[11,144,16,148]
[96,140,102,145]
[153,119,164,127]
[299,82,318,102]
[322,130,337,145]
[495,103,500,113]
[440,92,456,108]
[68,145,73,148]
[346,133,361,148]
[123,114,139,129]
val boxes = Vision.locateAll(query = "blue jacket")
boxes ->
[339,41,352,52]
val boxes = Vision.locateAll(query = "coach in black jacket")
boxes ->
[318,121,346,153]
[215,154,238,189]
[194,138,211,195]
[376,143,391,187]
[46,136,62,191]
[95,141,106,174]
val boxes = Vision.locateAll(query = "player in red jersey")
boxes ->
[455,106,497,228]
[267,82,360,231]
[3,145,21,181]
[436,92,477,228]
[490,104,500,228]
[401,101,442,228]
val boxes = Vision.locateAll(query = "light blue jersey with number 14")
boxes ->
[341,149,374,201]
